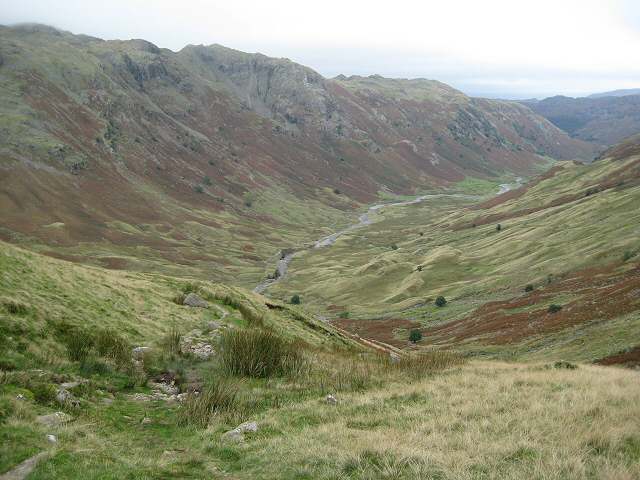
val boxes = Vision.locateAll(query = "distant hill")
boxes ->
[588,88,640,98]
[522,94,640,147]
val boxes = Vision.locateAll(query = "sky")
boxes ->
[1,0,640,99]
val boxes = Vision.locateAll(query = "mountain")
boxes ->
[521,94,640,147]
[588,88,640,98]
[0,24,595,286]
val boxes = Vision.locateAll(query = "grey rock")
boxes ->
[183,293,208,308]
[46,435,57,443]
[141,417,152,425]
[326,394,338,405]
[1,451,48,480]
[56,388,79,407]
[36,411,73,427]
[221,421,258,442]
[132,346,151,359]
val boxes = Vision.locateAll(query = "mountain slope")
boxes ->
[522,94,640,147]
[268,136,640,361]
[0,24,595,285]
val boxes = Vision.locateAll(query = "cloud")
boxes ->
[1,0,638,98]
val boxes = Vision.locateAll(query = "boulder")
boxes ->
[36,411,73,427]
[183,293,208,308]
[221,421,258,442]
[56,388,79,407]
[47,434,57,443]
[326,394,338,405]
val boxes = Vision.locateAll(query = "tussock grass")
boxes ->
[62,327,95,362]
[95,329,131,368]
[178,379,239,428]
[160,326,182,357]
[220,329,306,378]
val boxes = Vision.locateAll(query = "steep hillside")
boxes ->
[1,241,639,480]
[269,138,640,361]
[0,24,594,285]
[522,94,640,147]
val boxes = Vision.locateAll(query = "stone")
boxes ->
[149,381,179,396]
[36,411,73,427]
[221,421,258,442]
[46,435,57,443]
[207,321,221,330]
[16,394,25,401]
[141,417,152,425]
[56,388,79,407]
[0,451,47,479]
[325,394,338,405]
[132,346,151,359]
[182,293,208,308]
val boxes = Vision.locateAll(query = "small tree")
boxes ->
[435,296,447,307]
[524,284,534,292]
[203,176,212,186]
[290,294,301,305]
[409,329,423,343]
[548,304,562,313]
[496,224,502,232]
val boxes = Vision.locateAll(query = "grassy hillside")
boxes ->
[1,242,639,479]
[268,148,640,361]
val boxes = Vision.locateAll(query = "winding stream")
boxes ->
[253,179,522,294]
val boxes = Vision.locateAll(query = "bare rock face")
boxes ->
[182,293,208,308]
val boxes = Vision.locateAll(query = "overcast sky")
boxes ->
[2,0,639,99]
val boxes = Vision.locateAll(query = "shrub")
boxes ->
[63,328,95,362]
[623,250,636,262]
[203,176,212,186]
[220,329,305,378]
[391,244,399,250]
[435,296,447,307]
[553,360,577,370]
[290,294,301,305]
[496,224,502,232]
[178,379,239,428]
[524,284,534,292]
[333,188,341,195]
[548,304,563,313]
[408,329,423,343]
[194,185,204,194]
